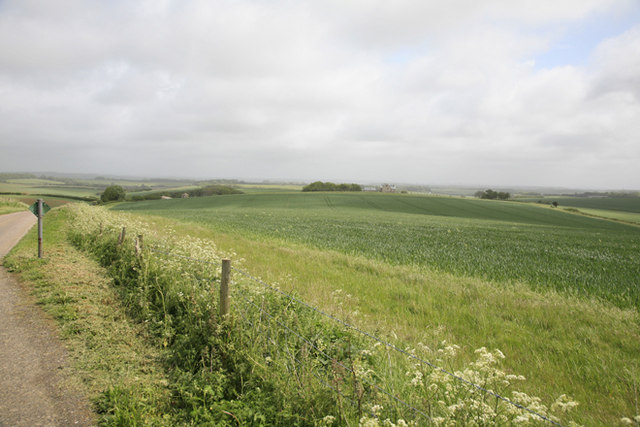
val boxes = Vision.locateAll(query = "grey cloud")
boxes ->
[0,0,639,189]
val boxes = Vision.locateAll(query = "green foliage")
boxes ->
[129,184,242,201]
[302,181,362,192]
[95,386,164,426]
[192,184,244,197]
[100,185,126,203]
[475,189,510,200]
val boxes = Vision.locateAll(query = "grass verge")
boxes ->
[3,208,171,425]
[141,214,640,426]
[0,197,29,215]
[63,204,589,425]
[4,205,637,425]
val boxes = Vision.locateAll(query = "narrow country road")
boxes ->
[0,211,94,426]
[0,211,37,257]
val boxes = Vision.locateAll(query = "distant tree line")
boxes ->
[0,172,37,182]
[302,181,362,192]
[562,191,640,198]
[128,184,243,201]
[189,185,244,197]
[475,189,510,200]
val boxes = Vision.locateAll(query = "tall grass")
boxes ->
[67,204,581,425]
[0,196,29,215]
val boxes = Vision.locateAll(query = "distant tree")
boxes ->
[475,189,510,200]
[302,181,362,192]
[551,201,559,208]
[100,185,126,203]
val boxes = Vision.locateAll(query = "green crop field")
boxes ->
[518,197,640,226]
[234,183,304,193]
[0,181,101,199]
[5,178,67,185]
[519,196,640,213]
[116,192,640,310]
[0,175,205,201]
[565,207,640,225]
[74,191,640,425]
[111,192,640,424]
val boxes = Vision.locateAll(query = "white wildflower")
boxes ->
[321,415,336,425]
[371,404,383,417]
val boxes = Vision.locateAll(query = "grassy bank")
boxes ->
[156,219,639,426]
[4,203,637,424]
[0,197,29,215]
[3,208,171,425]
[7,205,589,425]
[112,193,640,425]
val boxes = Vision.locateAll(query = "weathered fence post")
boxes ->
[117,227,126,246]
[37,199,43,258]
[220,259,231,318]
[135,234,143,257]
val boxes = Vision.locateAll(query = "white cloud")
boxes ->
[0,0,638,188]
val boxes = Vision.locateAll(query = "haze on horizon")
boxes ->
[1,1,639,190]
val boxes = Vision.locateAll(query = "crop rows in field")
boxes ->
[519,196,640,213]
[116,193,640,310]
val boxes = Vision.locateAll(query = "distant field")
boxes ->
[12,196,77,208]
[0,182,100,198]
[518,197,640,225]
[125,185,201,198]
[0,176,205,200]
[564,207,640,224]
[5,178,66,185]
[234,183,303,193]
[519,196,640,213]
[116,192,640,310]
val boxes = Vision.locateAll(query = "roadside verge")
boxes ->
[3,208,171,425]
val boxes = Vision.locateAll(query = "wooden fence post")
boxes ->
[220,259,231,318]
[117,227,126,246]
[37,199,43,258]
[135,234,143,257]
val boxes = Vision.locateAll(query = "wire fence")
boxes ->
[144,242,564,426]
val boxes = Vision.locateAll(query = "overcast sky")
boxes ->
[1,0,639,189]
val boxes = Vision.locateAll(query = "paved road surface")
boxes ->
[0,211,94,426]
[0,211,37,258]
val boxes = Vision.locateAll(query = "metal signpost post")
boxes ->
[28,199,50,258]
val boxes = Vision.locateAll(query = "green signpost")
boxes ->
[28,201,50,216]
[29,199,50,258]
